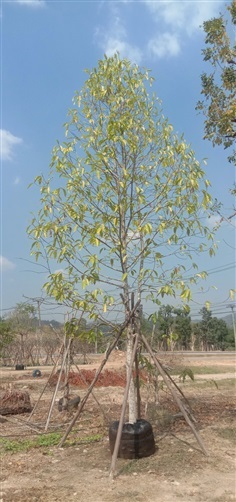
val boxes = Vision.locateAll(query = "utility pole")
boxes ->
[229,304,236,349]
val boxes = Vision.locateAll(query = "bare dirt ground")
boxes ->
[0,352,235,502]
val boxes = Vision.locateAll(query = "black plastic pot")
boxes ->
[109,419,156,459]
[32,369,42,378]
[15,364,25,370]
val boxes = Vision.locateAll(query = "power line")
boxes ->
[200,262,235,273]
[207,266,235,275]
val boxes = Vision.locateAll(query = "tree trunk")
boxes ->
[126,325,137,424]
[190,333,195,351]
[20,334,24,364]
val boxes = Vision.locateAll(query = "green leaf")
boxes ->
[229,289,236,300]
[27,53,217,331]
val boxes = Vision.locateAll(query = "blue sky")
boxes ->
[1,0,235,322]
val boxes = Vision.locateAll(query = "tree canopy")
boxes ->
[28,54,215,319]
[8,303,37,336]
[7,303,37,364]
[196,0,236,165]
[156,305,191,351]
[0,317,14,358]
[198,306,231,350]
[28,54,216,422]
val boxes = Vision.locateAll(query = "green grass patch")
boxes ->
[170,365,235,376]
[190,378,235,389]
[0,432,103,455]
[213,427,236,444]
[0,432,62,454]
[66,433,103,446]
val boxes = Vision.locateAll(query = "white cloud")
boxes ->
[143,0,224,58]
[104,36,142,64]
[15,0,46,7]
[0,129,22,161]
[144,0,223,35]
[206,215,222,230]
[96,1,225,63]
[95,7,143,64]
[0,256,16,272]
[13,177,20,185]
[148,32,181,59]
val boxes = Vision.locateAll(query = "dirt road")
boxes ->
[0,353,235,502]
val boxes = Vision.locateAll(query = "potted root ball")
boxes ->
[15,364,25,371]
[109,419,156,459]
[108,322,156,461]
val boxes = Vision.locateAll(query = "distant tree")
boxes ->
[225,327,235,349]
[196,0,236,165]
[179,310,233,351]
[28,54,216,423]
[174,308,192,350]
[210,316,231,350]
[157,305,175,350]
[8,303,37,364]
[41,327,62,365]
[198,307,231,350]
[0,317,15,361]
[191,321,201,351]
[64,317,97,362]
[199,306,214,350]
[156,305,192,350]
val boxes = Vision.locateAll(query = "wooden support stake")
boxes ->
[155,357,196,421]
[27,343,64,422]
[141,334,208,456]
[135,351,141,420]
[45,338,72,431]
[109,333,139,479]
[1,414,42,434]
[58,300,141,448]
[133,295,141,420]
[71,357,108,421]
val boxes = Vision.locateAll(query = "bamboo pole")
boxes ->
[109,333,139,479]
[133,296,141,420]
[155,357,196,421]
[1,414,42,434]
[141,334,208,456]
[71,357,108,421]
[27,342,64,422]
[135,351,141,420]
[45,338,72,431]
[58,300,141,447]
[61,338,72,408]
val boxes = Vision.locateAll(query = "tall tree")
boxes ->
[28,55,216,423]
[196,0,236,165]
[0,317,15,360]
[156,305,192,350]
[157,305,175,350]
[199,306,213,350]
[8,303,37,364]
[174,308,192,350]
[196,308,231,350]
[210,316,230,350]
[191,316,233,350]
